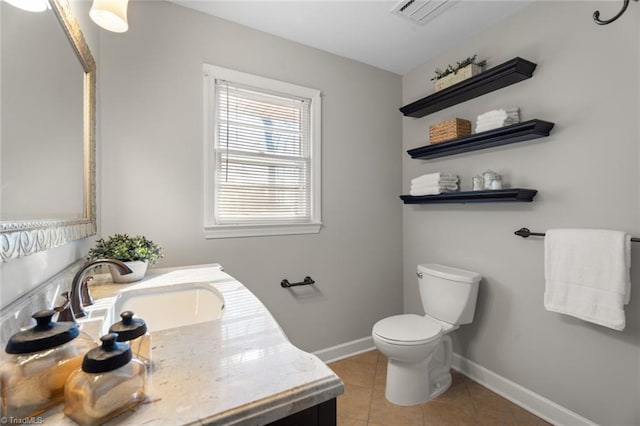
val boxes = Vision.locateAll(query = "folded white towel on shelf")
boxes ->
[476,117,518,125]
[409,186,442,196]
[411,178,459,187]
[475,110,520,132]
[544,228,632,331]
[409,184,458,196]
[411,173,458,186]
[411,182,458,192]
[476,108,519,121]
[476,120,519,133]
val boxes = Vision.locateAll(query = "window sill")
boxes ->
[204,222,322,239]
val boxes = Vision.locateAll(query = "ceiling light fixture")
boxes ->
[4,0,49,12]
[90,0,129,33]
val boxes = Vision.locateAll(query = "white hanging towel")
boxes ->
[544,229,631,331]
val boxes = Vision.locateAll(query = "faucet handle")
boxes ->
[54,291,70,312]
[55,292,76,323]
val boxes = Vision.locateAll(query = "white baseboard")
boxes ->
[313,336,375,364]
[452,353,597,426]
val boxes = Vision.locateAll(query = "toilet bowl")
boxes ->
[372,264,481,406]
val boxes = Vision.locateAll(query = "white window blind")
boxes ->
[204,64,321,238]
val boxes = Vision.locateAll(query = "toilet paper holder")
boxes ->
[281,276,315,288]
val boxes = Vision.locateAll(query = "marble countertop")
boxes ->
[44,264,344,425]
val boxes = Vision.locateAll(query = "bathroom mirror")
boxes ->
[0,0,96,262]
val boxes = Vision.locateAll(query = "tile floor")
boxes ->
[328,350,550,426]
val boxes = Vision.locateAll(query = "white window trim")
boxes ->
[203,64,322,239]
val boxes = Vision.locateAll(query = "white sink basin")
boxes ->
[112,282,225,332]
[76,298,117,340]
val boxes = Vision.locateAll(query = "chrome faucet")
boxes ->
[57,259,133,322]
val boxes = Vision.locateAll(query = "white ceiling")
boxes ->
[169,1,533,75]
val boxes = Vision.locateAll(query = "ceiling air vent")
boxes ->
[391,0,456,25]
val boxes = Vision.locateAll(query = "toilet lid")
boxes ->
[373,314,442,344]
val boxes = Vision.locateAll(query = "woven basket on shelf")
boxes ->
[429,118,471,144]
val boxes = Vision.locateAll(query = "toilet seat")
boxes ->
[373,314,442,346]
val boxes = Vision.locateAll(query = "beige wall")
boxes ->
[99,1,403,352]
[402,2,639,424]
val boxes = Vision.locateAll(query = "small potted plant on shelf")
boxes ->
[87,234,163,283]
[431,54,487,92]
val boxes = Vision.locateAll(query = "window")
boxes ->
[203,65,322,238]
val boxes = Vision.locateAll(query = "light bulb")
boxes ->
[90,0,129,33]
[4,0,49,12]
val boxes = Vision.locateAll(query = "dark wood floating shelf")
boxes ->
[407,119,555,160]
[400,188,538,204]
[400,57,537,118]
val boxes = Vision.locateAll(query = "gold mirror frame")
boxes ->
[0,0,96,262]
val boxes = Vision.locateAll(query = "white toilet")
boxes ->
[372,263,481,406]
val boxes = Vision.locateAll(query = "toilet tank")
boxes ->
[418,264,481,325]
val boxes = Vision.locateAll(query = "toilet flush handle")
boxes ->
[416,271,424,279]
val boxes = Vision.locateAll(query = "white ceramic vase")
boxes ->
[109,260,148,283]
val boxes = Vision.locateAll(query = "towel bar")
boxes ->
[514,227,640,242]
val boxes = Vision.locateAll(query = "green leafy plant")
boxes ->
[431,55,487,81]
[87,234,163,265]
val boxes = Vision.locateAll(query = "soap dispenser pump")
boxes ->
[64,333,147,426]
